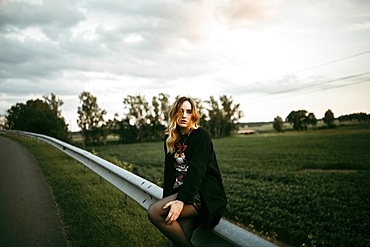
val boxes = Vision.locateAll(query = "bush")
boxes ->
[273,116,284,132]
[91,149,134,172]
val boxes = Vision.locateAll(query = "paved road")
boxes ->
[0,135,68,247]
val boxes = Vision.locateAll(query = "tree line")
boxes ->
[3,93,70,141]
[2,92,243,148]
[337,112,370,123]
[4,92,368,142]
[77,92,243,148]
[273,109,370,132]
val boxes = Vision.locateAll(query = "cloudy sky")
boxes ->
[1,0,369,131]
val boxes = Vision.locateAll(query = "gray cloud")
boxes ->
[0,0,282,83]
[0,0,85,38]
[0,36,72,80]
[1,0,369,127]
[0,78,79,95]
[0,36,59,63]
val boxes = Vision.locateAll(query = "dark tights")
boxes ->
[147,193,199,247]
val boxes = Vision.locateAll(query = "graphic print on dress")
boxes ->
[173,142,189,189]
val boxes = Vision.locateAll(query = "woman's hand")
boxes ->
[163,200,184,225]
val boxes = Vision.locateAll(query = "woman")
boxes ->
[148,97,227,247]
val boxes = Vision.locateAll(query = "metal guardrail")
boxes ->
[2,130,278,247]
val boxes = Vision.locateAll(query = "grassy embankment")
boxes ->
[2,134,167,247]
[90,124,370,247]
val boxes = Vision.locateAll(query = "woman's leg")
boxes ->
[169,218,197,247]
[147,194,199,247]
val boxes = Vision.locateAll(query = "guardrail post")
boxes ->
[125,195,130,205]
[84,166,88,172]
[100,176,104,184]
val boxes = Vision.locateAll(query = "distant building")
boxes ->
[237,130,255,135]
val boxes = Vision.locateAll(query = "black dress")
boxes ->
[163,127,227,230]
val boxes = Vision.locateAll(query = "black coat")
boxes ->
[163,127,227,230]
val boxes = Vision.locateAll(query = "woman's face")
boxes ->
[177,101,193,132]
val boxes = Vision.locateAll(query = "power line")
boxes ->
[276,50,370,78]
[250,71,370,100]
[244,78,370,105]
[227,49,370,94]
[311,79,370,93]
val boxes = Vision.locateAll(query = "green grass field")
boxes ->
[90,125,370,247]
[2,134,167,247]
[4,123,370,247]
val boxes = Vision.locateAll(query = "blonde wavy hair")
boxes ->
[165,97,200,154]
